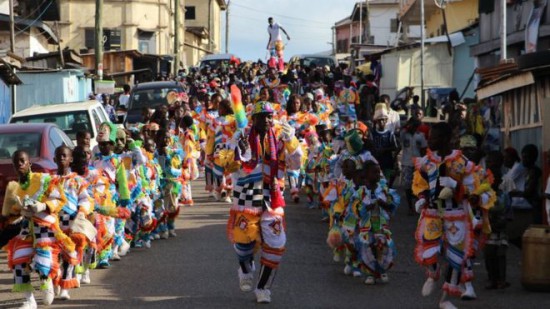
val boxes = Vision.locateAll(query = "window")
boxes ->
[185,6,196,20]
[390,18,399,33]
[0,133,41,159]
[85,28,122,51]
[138,30,156,54]
[49,128,66,149]
[130,87,182,109]
[91,109,102,132]
[11,111,93,140]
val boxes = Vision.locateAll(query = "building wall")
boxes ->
[0,79,12,124]
[425,0,479,37]
[0,29,51,58]
[58,0,185,60]
[185,33,208,67]
[453,28,479,99]
[369,4,400,46]
[185,0,224,53]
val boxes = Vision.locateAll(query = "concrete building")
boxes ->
[57,0,186,75]
[184,0,226,67]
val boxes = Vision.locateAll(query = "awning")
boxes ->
[477,71,535,99]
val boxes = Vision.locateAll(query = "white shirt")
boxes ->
[386,109,401,134]
[268,23,283,45]
[119,93,130,108]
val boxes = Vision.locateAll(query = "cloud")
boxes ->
[222,0,356,61]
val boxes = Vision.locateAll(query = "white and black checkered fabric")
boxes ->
[33,226,56,240]
[233,182,271,208]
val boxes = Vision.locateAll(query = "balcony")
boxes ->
[399,0,440,25]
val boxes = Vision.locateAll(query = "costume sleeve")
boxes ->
[116,162,130,206]
[44,176,66,214]
[77,180,93,215]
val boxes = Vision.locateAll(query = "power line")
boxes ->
[231,14,331,31]
[231,2,331,25]
[15,0,54,36]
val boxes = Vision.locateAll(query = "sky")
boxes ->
[221,0,359,62]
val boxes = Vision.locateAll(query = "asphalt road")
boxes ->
[1,179,550,308]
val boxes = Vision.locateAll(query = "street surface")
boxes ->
[1,179,549,308]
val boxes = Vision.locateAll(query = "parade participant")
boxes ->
[92,122,131,266]
[412,122,488,309]
[199,93,220,198]
[53,146,95,300]
[3,150,71,308]
[266,17,290,73]
[227,101,302,303]
[315,124,334,222]
[179,115,200,206]
[400,118,427,215]
[156,129,185,238]
[209,99,236,202]
[76,131,92,150]
[357,161,399,285]
[371,103,399,184]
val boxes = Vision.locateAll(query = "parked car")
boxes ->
[10,101,109,150]
[198,53,240,71]
[124,81,184,126]
[288,54,336,69]
[0,123,75,209]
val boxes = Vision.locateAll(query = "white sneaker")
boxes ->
[254,288,271,304]
[343,265,353,276]
[154,234,161,240]
[81,269,91,284]
[461,283,477,300]
[439,300,458,309]
[380,273,389,283]
[333,253,341,263]
[160,231,169,239]
[224,196,232,203]
[144,240,151,248]
[422,277,435,297]
[238,268,254,292]
[18,299,37,309]
[169,230,177,237]
[364,276,375,285]
[76,273,82,285]
[41,279,55,306]
[119,240,131,256]
[54,285,61,296]
[112,251,121,261]
[59,289,70,300]
[352,270,362,277]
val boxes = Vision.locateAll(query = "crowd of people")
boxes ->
[2,53,548,309]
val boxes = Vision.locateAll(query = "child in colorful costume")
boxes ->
[356,161,399,285]
[3,150,72,308]
[227,101,302,304]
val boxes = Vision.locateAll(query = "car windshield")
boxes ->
[0,132,41,159]
[200,59,230,70]
[300,57,333,68]
[130,87,181,109]
[11,111,92,140]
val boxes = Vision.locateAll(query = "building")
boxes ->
[184,0,226,67]
[333,1,420,64]
[56,0,186,77]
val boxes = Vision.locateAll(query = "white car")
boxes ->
[10,101,110,149]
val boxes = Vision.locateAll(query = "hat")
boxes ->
[373,103,389,121]
[97,122,117,143]
[356,121,368,135]
[209,80,219,88]
[344,129,364,155]
[305,93,314,101]
[253,101,274,115]
[459,134,477,149]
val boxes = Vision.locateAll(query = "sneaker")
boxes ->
[54,285,61,296]
[343,265,353,276]
[76,273,82,285]
[98,260,110,269]
[364,276,375,285]
[112,251,121,261]
[238,268,254,292]
[380,273,389,283]
[119,240,131,256]
[439,300,458,309]
[18,298,37,309]
[321,216,329,222]
[169,230,177,237]
[333,253,341,263]
[81,269,91,284]
[59,289,70,300]
[422,277,435,297]
[144,240,151,249]
[461,283,477,300]
[352,270,362,278]
[134,240,143,248]
[160,231,169,239]
[224,196,232,203]
[254,288,271,304]
[41,278,55,306]
[154,234,161,240]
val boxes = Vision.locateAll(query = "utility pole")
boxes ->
[420,0,425,108]
[225,0,230,53]
[55,21,65,68]
[500,0,507,60]
[174,0,180,75]
[95,0,104,80]
[9,0,15,53]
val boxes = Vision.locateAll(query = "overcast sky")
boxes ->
[221,0,358,61]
